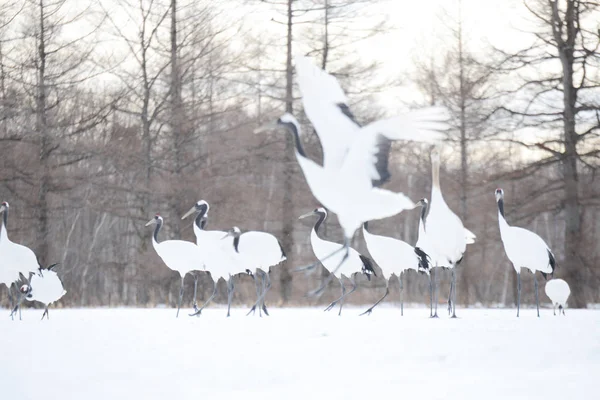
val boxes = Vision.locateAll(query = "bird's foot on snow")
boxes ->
[359,308,373,316]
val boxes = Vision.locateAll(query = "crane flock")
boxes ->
[0,56,570,320]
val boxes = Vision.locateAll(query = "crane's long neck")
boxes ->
[419,201,429,233]
[314,211,327,235]
[1,208,8,241]
[282,121,307,158]
[497,198,509,233]
[233,235,240,253]
[430,159,445,205]
[194,212,207,232]
[152,220,162,246]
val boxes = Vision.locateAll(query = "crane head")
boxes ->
[222,226,241,239]
[182,200,209,220]
[299,207,327,220]
[145,214,163,227]
[254,113,300,137]
[495,188,504,201]
[19,284,32,298]
[0,201,8,212]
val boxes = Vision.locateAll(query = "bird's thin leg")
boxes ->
[190,280,217,317]
[227,275,235,318]
[400,272,405,316]
[338,278,346,316]
[247,271,261,316]
[562,306,565,316]
[553,304,556,316]
[324,277,345,312]
[309,240,349,298]
[176,276,185,318]
[261,271,271,316]
[342,277,357,316]
[360,280,389,316]
[429,272,433,318]
[451,268,457,319]
[8,284,14,321]
[9,288,26,320]
[431,268,439,318]
[517,272,521,318]
[192,273,199,313]
[534,273,540,318]
[41,306,49,320]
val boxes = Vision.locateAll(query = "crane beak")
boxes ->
[298,211,315,219]
[253,122,278,134]
[145,219,155,227]
[221,232,232,240]
[181,207,196,220]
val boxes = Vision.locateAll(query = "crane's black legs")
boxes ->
[324,276,356,315]
[360,280,389,316]
[192,274,199,313]
[400,272,405,316]
[190,279,217,316]
[534,273,540,318]
[41,306,49,320]
[560,305,565,316]
[431,268,439,318]
[176,276,185,318]
[226,275,235,317]
[517,272,521,317]
[553,303,556,316]
[308,240,350,298]
[8,284,14,321]
[450,268,457,318]
[261,270,271,316]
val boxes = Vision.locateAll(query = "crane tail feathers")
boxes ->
[544,249,556,280]
[414,247,431,274]
[359,255,376,281]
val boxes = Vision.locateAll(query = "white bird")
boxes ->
[256,59,447,296]
[299,208,375,315]
[12,264,66,320]
[181,201,243,317]
[360,201,431,316]
[181,200,234,317]
[545,279,570,316]
[0,201,42,320]
[145,214,206,317]
[221,226,286,317]
[495,188,555,317]
[424,147,474,318]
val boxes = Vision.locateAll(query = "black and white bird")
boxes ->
[256,57,447,296]
[146,214,205,317]
[495,188,555,317]
[182,201,237,316]
[0,201,41,320]
[360,201,431,316]
[424,147,474,318]
[545,279,570,316]
[12,264,66,320]
[299,208,375,315]
[221,226,286,317]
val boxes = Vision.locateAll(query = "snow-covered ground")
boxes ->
[3,307,599,400]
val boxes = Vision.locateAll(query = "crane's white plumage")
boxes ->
[361,209,430,315]
[17,265,66,319]
[299,208,375,315]
[0,202,42,319]
[424,147,473,318]
[495,188,556,317]
[146,214,205,317]
[181,200,238,316]
[223,226,286,316]
[257,57,449,296]
[545,279,570,316]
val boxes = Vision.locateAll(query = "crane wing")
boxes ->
[361,107,449,142]
[294,55,360,169]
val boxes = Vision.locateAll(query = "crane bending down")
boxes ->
[12,264,66,320]
[360,201,431,316]
[255,56,448,298]
[146,215,206,317]
[545,279,570,316]
[495,189,555,317]
[0,202,43,320]
[299,208,375,315]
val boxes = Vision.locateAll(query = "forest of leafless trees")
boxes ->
[0,0,598,310]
